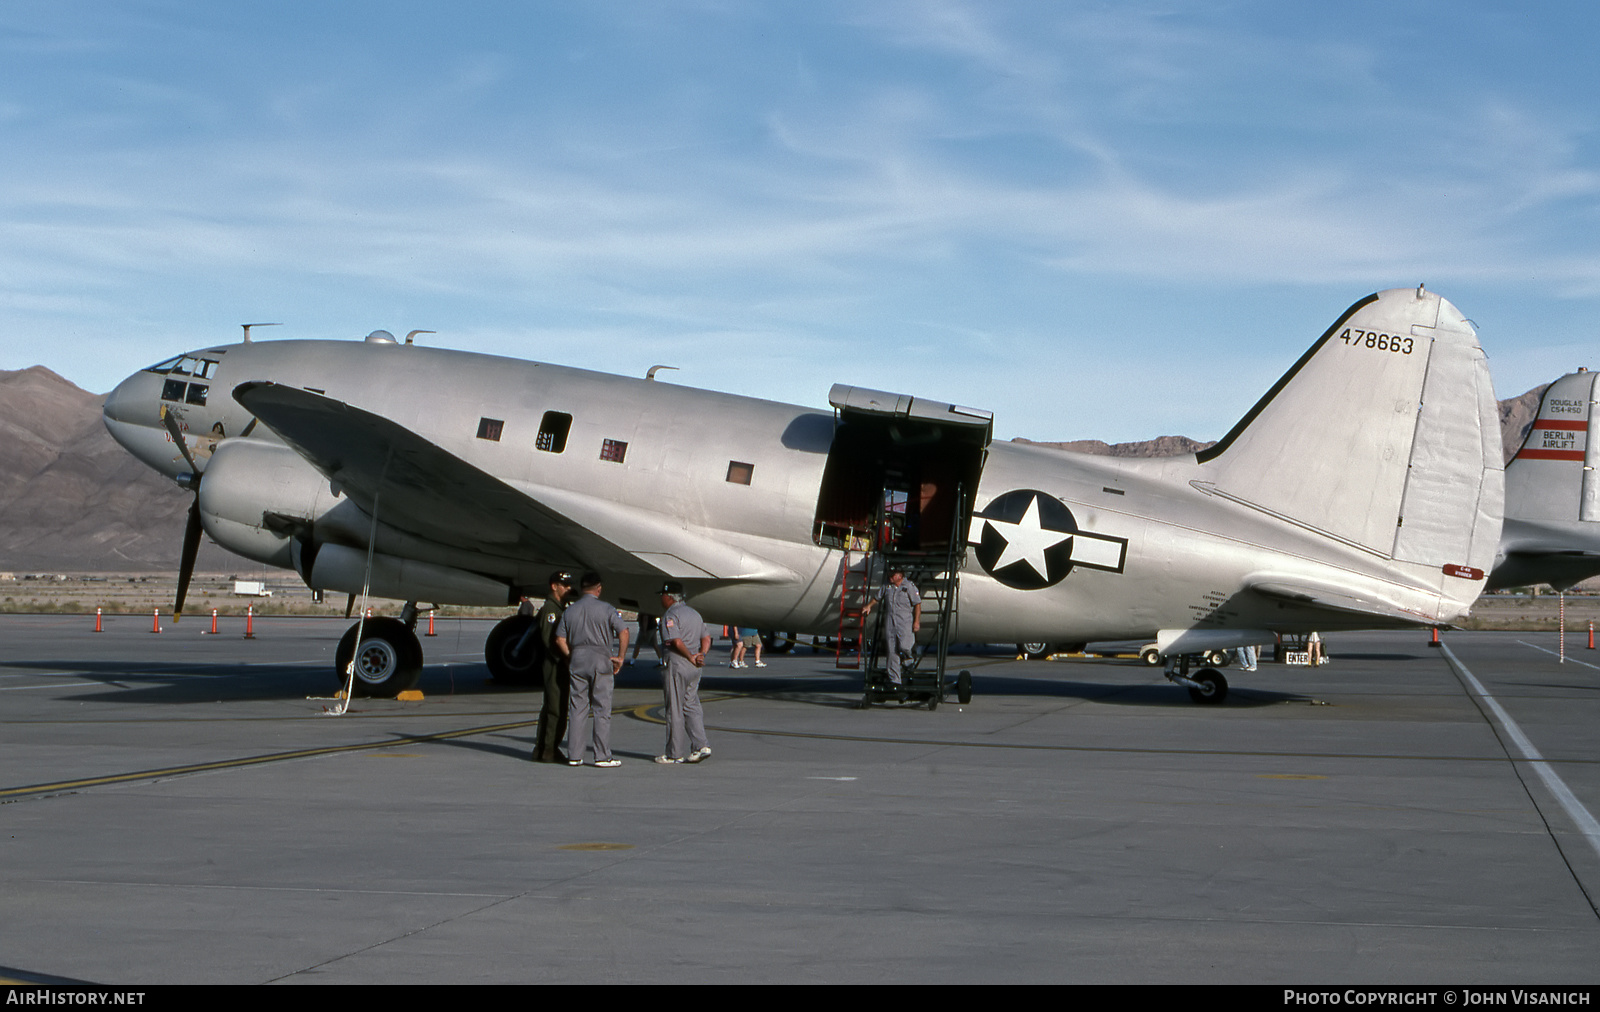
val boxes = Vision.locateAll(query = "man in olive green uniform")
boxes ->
[531,571,574,762]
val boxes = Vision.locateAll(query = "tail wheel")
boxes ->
[1018,642,1053,660]
[1187,668,1228,705]
[335,618,423,697]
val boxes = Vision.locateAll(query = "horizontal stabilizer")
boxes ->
[1247,578,1432,627]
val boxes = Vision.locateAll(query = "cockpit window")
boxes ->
[144,355,220,378]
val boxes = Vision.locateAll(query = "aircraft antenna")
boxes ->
[646,365,679,381]
[241,322,282,343]
[405,330,435,346]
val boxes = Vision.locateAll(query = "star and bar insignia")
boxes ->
[967,489,1127,590]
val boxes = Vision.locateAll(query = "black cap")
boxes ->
[548,570,574,587]
[659,581,684,595]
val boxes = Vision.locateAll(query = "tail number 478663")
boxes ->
[1339,328,1413,354]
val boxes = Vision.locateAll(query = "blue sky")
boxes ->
[3,1,1599,442]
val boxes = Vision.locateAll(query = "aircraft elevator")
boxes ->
[812,385,993,707]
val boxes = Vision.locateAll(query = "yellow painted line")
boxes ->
[558,842,634,851]
[623,693,741,725]
[0,718,540,800]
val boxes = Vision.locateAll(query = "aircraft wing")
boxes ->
[231,382,794,583]
[1245,578,1435,627]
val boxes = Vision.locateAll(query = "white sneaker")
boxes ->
[687,746,712,763]
[595,758,622,768]
[654,755,684,764]
[754,661,766,668]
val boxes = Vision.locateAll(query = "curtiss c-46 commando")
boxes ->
[103,286,1503,704]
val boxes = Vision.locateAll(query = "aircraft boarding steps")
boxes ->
[859,487,974,709]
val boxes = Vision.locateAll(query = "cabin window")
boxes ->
[185,384,208,406]
[600,438,628,463]
[161,379,186,402]
[476,417,504,442]
[536,412,571,453]
[726,461,754,485]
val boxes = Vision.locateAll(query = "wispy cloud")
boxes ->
[3,1,1600,438]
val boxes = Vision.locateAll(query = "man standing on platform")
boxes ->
[862,567,921,693]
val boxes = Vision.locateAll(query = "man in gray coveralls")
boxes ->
[655,581,713,765]
[861,568,921,689]
[554,572,629,767]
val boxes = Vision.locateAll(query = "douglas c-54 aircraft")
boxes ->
[1490,369,1600,590]
[103,286,1503,704]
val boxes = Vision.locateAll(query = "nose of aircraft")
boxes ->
[102,369,180,476]
[103,370,154,427]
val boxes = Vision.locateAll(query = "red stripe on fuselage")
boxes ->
[1516,449,1586,460]
[1533,418,1588,430]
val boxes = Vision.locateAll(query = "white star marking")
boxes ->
[985,495,1072,580]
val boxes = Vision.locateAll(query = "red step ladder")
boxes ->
[835,538,870,668]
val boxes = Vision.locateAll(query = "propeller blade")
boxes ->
[174,499,202,621]
[159,405,202,475]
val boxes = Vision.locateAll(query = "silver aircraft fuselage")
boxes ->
[103,288,1502,648]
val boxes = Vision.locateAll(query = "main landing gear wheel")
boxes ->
[1187,667,1229,705]
[956,670,972,705]
[335,618,423,697]
[1018,642,1053,660]
[484,614,541,686]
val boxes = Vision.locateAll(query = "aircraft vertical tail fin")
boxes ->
[1504,370,1600,525]
[1196,287,1503,587]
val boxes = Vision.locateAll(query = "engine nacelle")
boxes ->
[293,542,515,606]
[197,439,339,568]
[201,438,516,605]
